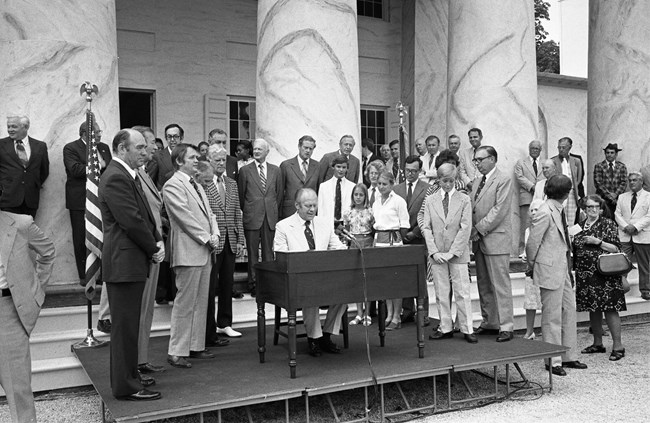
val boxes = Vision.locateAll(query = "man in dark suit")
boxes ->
[148,123,183,190]
[63,121,112,282]
[208,128,238,180]
[238,138,282,296]
[0,189,55,422]
[394,155,430,323]
[361,137,378,187]
[0,116,50,217]
[99,129,165,401]
[279,135,320,219]
[386,139,405,184]
[318,135,360,184]
[551,137,583,224]
[593,143,627,215]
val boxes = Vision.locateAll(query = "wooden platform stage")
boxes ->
[74,324,567,422]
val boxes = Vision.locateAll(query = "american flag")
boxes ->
[84,113,103,299]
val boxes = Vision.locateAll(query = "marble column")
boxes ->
[588,0,650,182]
[256,0,361,164]
[446,0,538,256]
[0,0,120,285]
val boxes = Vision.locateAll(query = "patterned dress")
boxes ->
[574,217,627,312]
[342,207,374,248]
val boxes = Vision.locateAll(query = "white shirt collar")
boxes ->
[484,167,497,181]
[112,157,137,179]
[440,187,456,198]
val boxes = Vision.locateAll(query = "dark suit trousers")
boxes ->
[2,200,37,218]
[156,260,176,302]
[69,209,86,280]
[206,236,236,341]
[401,238,429,318]
[106,281,145,398]
[244,216,274,290]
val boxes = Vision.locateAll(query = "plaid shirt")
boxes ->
[594,160,627,199]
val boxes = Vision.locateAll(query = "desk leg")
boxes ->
[257,301,266,363]
[288,308,297,379]
[378,300,386,347]
[416,296,425,358]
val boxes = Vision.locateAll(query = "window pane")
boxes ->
[230,101,238,117]
[239,102,250,120]
[249,120,256,139]
[357,0,364,15]
[248,103,256,120]
[239,121,251,140]
[367,110,376,127]
[360,109,366,126]
[376,111,385,127]
[374,2,382,19]
[230,120,239,139]
[377,128,385,145]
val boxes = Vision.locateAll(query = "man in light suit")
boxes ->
[532,159,557,203]
[208,128,238,181]
[318,135,360,184]
[279,135,320,219]
[551,137,583,224]
[148,123,183,190]
[470,146,515,342]
[615,172,650,300]
[526,175,587,376]
[514,140,544,255]
[274,188,347,356]
[421,164,476,343]
[419,135,440,184]
[238,138,282,296]
[317,156,355,227]
[0,116,49,217]
[163,144,220,368]
[0,191,55,422]
[458,128,482,190]
[99,129,164,400]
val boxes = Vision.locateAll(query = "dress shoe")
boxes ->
[319,337,341,354]
[124,389,161,401]
[545,364,566,376]
[496,331,514,342]
[138,362,165,374]
[429,330,453,340]
[189,349,216,359]
[642,292,650,301]
[464,333,478,344]
[217,326,242,338]
[423,316,431,327]
[308,339,322,357]
[562,360,588,369]
[96,319,112,333]
[386,322,401,331]
[167,355,192,368]
[206,337,230,347]
[473,326,499,336]
[232,290,244,299]
[138,372,155,387]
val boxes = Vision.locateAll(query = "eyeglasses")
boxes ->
[404,169,420,174]
[472,156,491,164]
[166,134,181,140]
[585,205,601,210]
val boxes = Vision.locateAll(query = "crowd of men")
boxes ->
[2,112,650,414]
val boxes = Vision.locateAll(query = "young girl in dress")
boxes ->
[522,199,544,339]
[343,183,375,326]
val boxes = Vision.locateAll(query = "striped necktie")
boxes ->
[258,163,266,192]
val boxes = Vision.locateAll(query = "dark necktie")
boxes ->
[609,162,614,178]
[362,156,367,175]
[15,140,29,167]
[429,155,434,170]
[443,191,449,217]
[370,187,376,206]
[474,175,487,200]
[217,176,226,207]
[190,178,205,203]
[304,221,315,250]
[258,163,266,192]
[335,179,342,220]
[632,192,637,212]
[532,158,538,176]
[134,174,143,192]
[407,182,413,206]
[392,160,399,179]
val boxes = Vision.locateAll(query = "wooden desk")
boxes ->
[256,245,427,378]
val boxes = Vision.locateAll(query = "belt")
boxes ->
[1,288,11,297]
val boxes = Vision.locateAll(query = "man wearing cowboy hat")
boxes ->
[594,143,628,215]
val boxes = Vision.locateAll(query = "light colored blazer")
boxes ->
[137,168,163,232]
[163,171,219,267]
[514,157,544,206]
[317,176,355,222]
[274,214,345,253]
[525,200,570,290]
[615,189,650,244]
[421,190,472,263]
[0,212,54,334]
[532,178,547,203]
[458,146,478,185]
[470,168,513,255]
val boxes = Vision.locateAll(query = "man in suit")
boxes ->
[394,155,430,323]
[208,128,238,181]
[551,137,583,224]
[419,135,440,184]
[0,116,49,217]
[279,135,320,219]
[238,138,282,296]
[63,121,112,282]
[318,135,360,184]
[361,138,378,187]
[274,188,347,356]
[447,134,461,154]
[386,139,405,184]
[201,145,245,341]
[470,146,515,342]
[615,172,650,300]
[163,144,220,368]
[458,128,482,190]
[148,123,183,190]
[317,156,355,227]
[99,129,164,400]
[594,143,628,215]
[0,189,55,422]
[379,144,391,164]
[532,159,557,203]
[514,140,544,255]
[526,175,587,376]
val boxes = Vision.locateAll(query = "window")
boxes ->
[361,107,386,154]
[357,0,384,19]
[119,89,155,129]
[228,98,256,157]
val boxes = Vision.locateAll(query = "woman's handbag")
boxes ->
[597,252,634,276]
[621,276,631,294]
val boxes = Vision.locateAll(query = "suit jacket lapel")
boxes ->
[180,175,209,217]
[446,191,462,222]
[0,213,16,269]
[476,172,496,203]
[290,159,304,183]
[551,207,566,244]
[524,158,535,178]
[412,182,426,208]
[3,138,21,165]
[138,168,161,202]
[432,194,445,221]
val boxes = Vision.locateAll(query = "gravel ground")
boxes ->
[2,321,648,423]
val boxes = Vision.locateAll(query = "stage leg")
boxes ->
[305,393,310,423]
[101,399,106,423]
[378,300,386,347]
[285,398,290,423]
[432,375,437,412]
[198,411,204,423]
[218,409,222,423]
[493,366,498,398]
[506,363,511,395]
[416,296,425,358]
[364,386,369,421]
[380,384,385,422]
[447,371,452,409]
[257,301,266,363]
[288,308,297,378]
[548,363,554,392]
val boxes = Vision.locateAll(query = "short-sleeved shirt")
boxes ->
[372,191,409,231]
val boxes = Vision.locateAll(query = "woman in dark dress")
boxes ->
[573,195,626,361]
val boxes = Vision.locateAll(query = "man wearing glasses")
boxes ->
[149,123,184,190]
[469,146,515,342]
